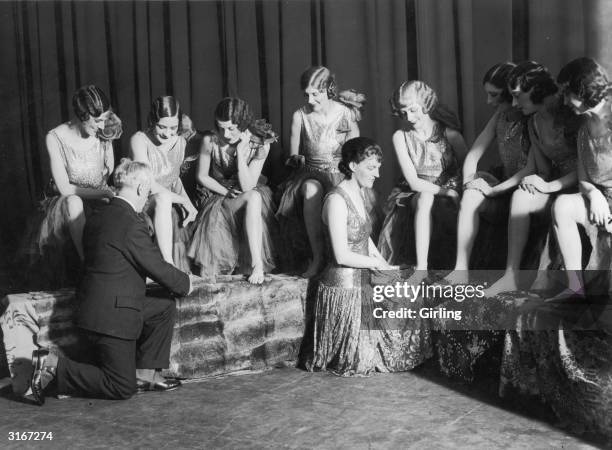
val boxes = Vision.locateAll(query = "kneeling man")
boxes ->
[30,158,192,404]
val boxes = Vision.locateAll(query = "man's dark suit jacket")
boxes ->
[76,197,190,340]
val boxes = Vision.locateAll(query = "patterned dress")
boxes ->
[187,133,278,279]
[377,125,460,269]
[20,125,113,289]
[301,186,431,374]
[276,102,380,273]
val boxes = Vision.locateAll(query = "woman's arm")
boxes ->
[196,135,233,196]
[392,130,452,196]
[445,128,469,168]
[488,145,536,196]
[47,133,113,199]
[236,132,268,192]
[462,110,499,182]
[325,193,385,269]
[289,110,302,157]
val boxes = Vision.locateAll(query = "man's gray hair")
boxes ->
[113,158,152,189]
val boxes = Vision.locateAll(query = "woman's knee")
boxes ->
[553,194,581,225]
[460,189,485,212]
[414,192,435,209]
[152,192,172,209]
[301,179,323,200]
[245,189,263,209]
[65,195,84,218]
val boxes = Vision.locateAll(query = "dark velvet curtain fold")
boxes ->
[1,0,611,261]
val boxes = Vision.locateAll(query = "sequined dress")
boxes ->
[187,133,278,278]
[276,102,380,273]
[377,125,460,268]
[20,125,113,288]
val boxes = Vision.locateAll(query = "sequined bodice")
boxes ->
[137,131,185,192]
[496,108,529,179]
[401,127,458,185]
[300,103,355,173]
[49,128,111,189]
[208,135,268,190]
[529,113,577,177]
[320,187,372,288]
[578,120,612,195]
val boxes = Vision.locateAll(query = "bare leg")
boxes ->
[413,192,435,271]
[244,190,265,284]
[152,192,174,265]
[301,179,325,278]
[552,193,588,297]
[485,189,549,296]
[66,195,86,261]
[447,189,486,284]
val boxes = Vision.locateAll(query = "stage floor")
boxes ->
[1,366,605,449]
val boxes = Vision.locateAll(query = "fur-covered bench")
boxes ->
[0,274,308,395]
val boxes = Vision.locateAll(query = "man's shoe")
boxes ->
[30,349,56,406]
[136,378,181,393]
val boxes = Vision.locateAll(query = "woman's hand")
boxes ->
[520,174,549,194]
[285,154,306,169]
[235,130,252,161]
[182,203,198,226]
[225,187,243,199]
[588,190,610,227]
[464,178,492,197]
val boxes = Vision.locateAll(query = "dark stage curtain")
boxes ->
[1,0,611,262]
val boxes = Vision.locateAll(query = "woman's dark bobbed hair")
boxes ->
[72,85,110,122]
[214,97,253,132]
[557,57,612,109]
[507,61,558,104]
[338,137,383,179]
[483,62,516,104]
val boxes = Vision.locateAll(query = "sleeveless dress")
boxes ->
[276,102,381,273]
[377,125,460,269]
[20,125,114,289]
[134,131,192,271]
[301,187,431,374]
[187,133,279,279]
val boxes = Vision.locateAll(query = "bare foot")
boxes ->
[248,267,265,284]
[484,272,518,298]
[301,258,323,279]
[544,287,586,302]
[443,270,470,286]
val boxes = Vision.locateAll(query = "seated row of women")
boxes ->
[20,57,612,301]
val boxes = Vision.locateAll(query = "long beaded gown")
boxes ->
[187,133,278,279]
[377,124,460,269]
[276,102,381,273]
[302,187,431,375]
[20,125,114,289]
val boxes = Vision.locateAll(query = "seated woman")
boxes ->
[447,63,530,283]
[485,61,580,296]
[302,137,431,375]
[552,57,612,297]
[130,96,198,269]
[276,66,373,278]
[187,97,279,284]
[378,81,467,273]
[21,85,120,288]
